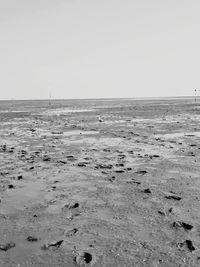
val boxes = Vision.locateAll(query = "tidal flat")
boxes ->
[0,98,200,266]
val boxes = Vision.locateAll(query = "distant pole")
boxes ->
[195,89,197,102]
[49,91,51,107]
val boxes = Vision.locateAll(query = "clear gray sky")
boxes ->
[0,0,199,100]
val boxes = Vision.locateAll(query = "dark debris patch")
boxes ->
[64,201,80,209]
[172,221,193,231]
[178,240,195,252]
[165,195,182,201]
[41,240,63,250]
[135,170,147,175]
[65,228,78,237]
[0,242,16,251]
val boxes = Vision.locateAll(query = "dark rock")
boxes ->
[43,156,51,161]
[96,164,113,169]
[57,160,67,164]
[17,175,23,180]
[103,149,111,152]
[51,131,63,135]
[181,222,194,230]
[77,162,87,167]
[115,170,125,173]
[66,155,75,161]
[8,184,14,189]
[125,167,132,171]
[116,163,124,167]
[143,188,151,194]
[108,176,115,182]
[27,236,38,242]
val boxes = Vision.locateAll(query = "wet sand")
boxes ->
[1,98,200,266]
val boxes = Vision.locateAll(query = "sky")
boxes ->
[0,0,199,100]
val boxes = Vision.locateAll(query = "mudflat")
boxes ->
[0,98,200,266]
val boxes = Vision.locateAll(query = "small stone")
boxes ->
[8,184,14,189]
[75,251,94,265]
[27,236,38,242]
[143,188,151,194]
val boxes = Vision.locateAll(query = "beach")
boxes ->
[0,98,200,266]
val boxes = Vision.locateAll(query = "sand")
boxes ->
[0,98,200,266]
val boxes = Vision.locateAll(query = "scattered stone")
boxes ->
[17,175,23,180]
[190,144,197,147]
[96,164,113,169]
[8,148,14,153]
[0,145,7,152]
[116,163,124,167]
[103,149,111,152]
[150,155,160,159]
[187,151,195,157]
[20,150,27,155]
[66,156,75,161]
[27,236,38,242]
[43,155,51,161]
[51,131,63,135]
[125,167,132,171]
[143,188,151,194]
[108,176,115,182]
[168,207,173,213]
[57,160,67,164]
[8,184,14,189]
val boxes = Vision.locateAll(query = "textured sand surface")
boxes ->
[0,98,200,266]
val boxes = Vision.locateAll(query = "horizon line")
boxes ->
[0,95,197,101]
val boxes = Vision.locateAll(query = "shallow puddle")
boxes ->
[44,108,94,115]
[1,180,45,214]
[155,131,200,139]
